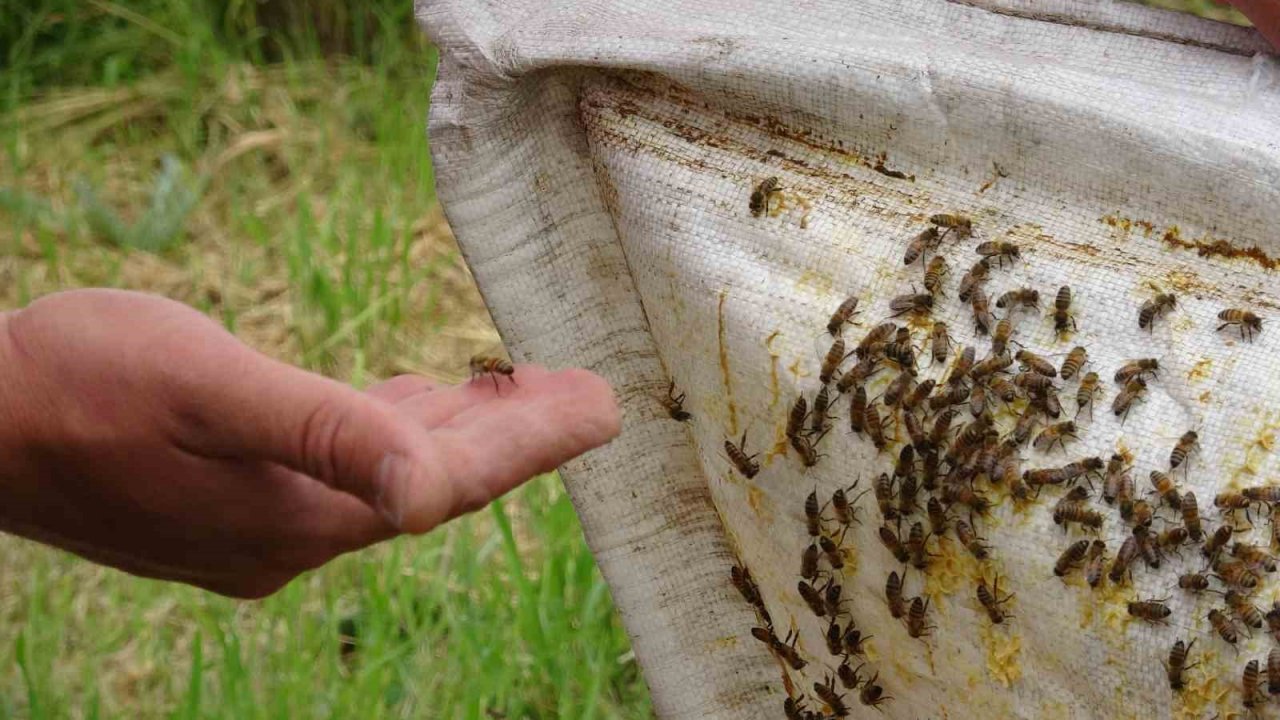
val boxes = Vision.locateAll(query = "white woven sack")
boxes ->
[416,1,1280,717]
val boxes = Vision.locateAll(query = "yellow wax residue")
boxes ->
[765,331,782,411]
[980,624,1022,688]
[922,537,978,607]
[863,639,880,663]
[1199,391,1212,405]
[787,357,810,381]
[764,424,789,464]
[746,485,772,523]
[1096,581,1133,637]
[795,268,833,296]
[838,545,859,577]
[1175,649,1233,720]
[1100,213,1133,235]
[1186,358,1213,383]
[708,634,739,651]
[716,291,737,436]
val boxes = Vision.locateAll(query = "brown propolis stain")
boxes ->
[1162,226,1279,272]
[718,290,738,435]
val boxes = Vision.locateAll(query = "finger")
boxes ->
[389,368,621,533]
[365,374,441,403]
[390,364,556,429]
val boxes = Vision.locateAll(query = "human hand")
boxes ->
[0,290,620,598]
[1221,0,1280,49]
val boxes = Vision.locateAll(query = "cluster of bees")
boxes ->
[689,181,1274,718]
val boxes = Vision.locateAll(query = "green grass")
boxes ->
[0,2,650,718]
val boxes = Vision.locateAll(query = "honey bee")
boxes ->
[1130,499,1156,530]
[1232,542,1278,572]
[660,381,692,421]
[813,675,850,717]
[783,697,806,720]
[904,227,942,266]
[820,338,848,385]
[971,287,995,335]
[924,256,949,297]
[1218,308,1264,342]
[988,376,1019,404]
[1054,539,1091,577]
[801,541,821,581]
[1269,647,1280,695]
[825,618,845,656]
[922,449,941,492]
[884,327,918,371]
[924,497,948,536]
[883,371,916,409]
[749,176,781,216]
[930,212,973,233]
[1182,492,1204,542]
[1109,535,1139,584]
[847,386,869,436]
[977,575,1015,624]
[995,288,1040,313]
[810,386,834,436]
[469,355,516,392]
[1013,409,1039,446]
[1074,372,1101,420]
[886,571,906,618]
[903,378,936,414]
[972,351,1013,381]
[832,481,867,527]
[889,292,934,318]
[843,625,871,657]
[865,403,888,451]
[1115,358,1159,384]
[1133,526,1160,572]
[958,259,991,302]
[1085,539,1107,588]
[1053,285,1077,334]
[786,395,808,441]
[1014,371,1056,394]
[1060,346,1087,381]
[930,321,953,365]
[859,671,892,708]
[1269,603,1280,642]
[906,596,934,639]
[976,241,1021,267]
[731,565,762,607]
[1000,457,1029,501]
[990,317,1015,355]
[1032,385,1063,420]
[930,408,959,447]
[1103,454,1130,503]
[895,443,918,484]
[879,525,910,563]
[774,629,807,670]
[1215,558,1261,591]
[1204,524,1235,560]
[1015,349,1057,378]
[1111,378,1147,422]
[875,473,897,522]
[828,296,861,336]
[1139,293,1177,331]
[820,534,846,571]
[837,658,863,689]
[1150,471,1181,508]
[1167,639,1197,691]
[1227,590,1265,629]
[1216,491,1256,521]
[725,431,760,478]
[1209,608,1241,650]
[1178,572,1211,593]
[839,355,880,394]
[1034,421,1078,452]
[908,521,933,570]
[947,346,977,387]
[1024,467,1071,493]
[1054,503,1104,532]
[970,382,988,418]
[1242,485,1280,505]
[799,579,828,618]
[855,322,896,359]
[1158,527,1189,554]
[805,490,824,537]
[1128,597,1172,624]
[1244,659,1265,711]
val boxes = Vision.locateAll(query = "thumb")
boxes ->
[172,347,445,530]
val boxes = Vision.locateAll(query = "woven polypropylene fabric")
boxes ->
[417,1,1280,717]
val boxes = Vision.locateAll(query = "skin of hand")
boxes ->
[0,289,621,598]
[1224,0,1280,49]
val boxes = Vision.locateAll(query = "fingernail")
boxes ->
[375,453,410,529]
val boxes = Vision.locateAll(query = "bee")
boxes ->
[1139,293,1177,331]
[923,498,948,537]
[889,292,934,318]
[469,355,516,392]
[904,226,942,266]
[1002,457,1030,501]
[786,395,808,441]
[810,386,834,436]
[884,327,918,371]
[895,444,917,485]
[1216,491,1256,521]
[731,565,762,607]
[1232,542,1278,573]
[820,338,847,385]
[1032,386,1063,420]
[886,571,906,618]
[908,521,933,570]
[931,382,971,413]
[724,431,760,478]
[839,355,880,395]
[1150,471,1181,508]
[1178,572,1211,593]
[1103,455,1130,504]
[1167,639,1197,691]
[906,596,934,639]
[1053,285,1077,333]
[783,697,806,720]
[958,259,991,302]
[800,541,821,581]
[805,490,824,537]
[1209,608,1241,649]
[832,481,867,527]
[977,575,1015,624]
[986,377,1018,404]
[1034,421,1078,452]
[1244,659,1265,711]
[1270,647,1280,695]
[843,625,871,657]
[837,658,863,689]
[1242,485,1280,505]
[948,346,977,386]
[855,322,897,360]
[1180,492,1203,542]
[883,371,916,409]
[1015,349,1057,378]
[970,382,988,418]
[859,671,892,709]
[874,473,897,522]
[971,287,995,335]
[1111,378,1147,422]
[1227,590,1265,629]
[828,296,860,336]
[972,351,1013,381]
[903,378,936,415]
[1109,535,1139,584]
[799,579,828,618]
[1218,308,1264,341]
[1215,558,1261,591]
[1130,499,1155,529]
[976,240,1021,267]
[660,381,692,421]
[1074,372,1101,420]
[1055,539,1091,577]
[1205,524,1235,560]
[1012,409,1039,446]
[879,525,909,564]
[1025,467,1071,493]
[1131,526,1161,571]
[1128,597,1172,624]
[865,403,887,451]
[930,212,972,233]
[773,629,806,671]
[1054,503,1104,532]
[1085,539,1108,588]
[921,449,941,492]
[930,321,953,364]
[1115,358,1159,384]
[749,176,780,216]
[820,534,846,571]
[1014,371,1056,395]
[997,288,1041,312]
[1067,456,1106,484]
[990,317,1015,355]
[1060,346,1087,381]
[1269,603,1280,642]
[924,256,949,297]
[928,408,958,447]
[825,618,845,656]
[848,386,870,436]
[813,675,849,718]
